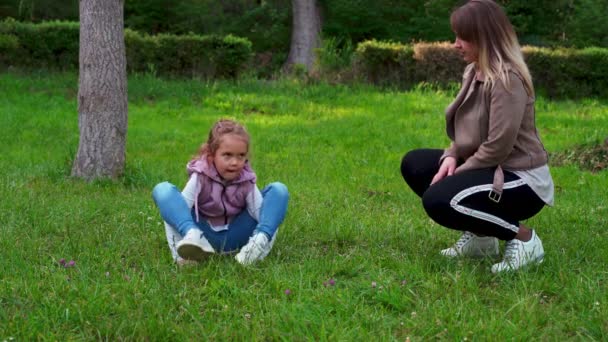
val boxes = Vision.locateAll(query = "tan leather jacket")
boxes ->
[442,64,549,195]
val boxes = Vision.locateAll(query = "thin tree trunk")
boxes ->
[72,0,128,180]
[285,0,321,72]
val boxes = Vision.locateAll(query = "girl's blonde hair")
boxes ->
[196,119,250,159]
[450,0,534,96]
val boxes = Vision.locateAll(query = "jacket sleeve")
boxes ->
[246,184,263,222]
[442,64,476,164]
[440,142,458,164]
[456,73,528,173]
[181,173,199,209]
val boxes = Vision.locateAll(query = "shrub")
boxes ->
[353,39,414,87]
[0,33,19,67]
[124,29,157,75]
[0,18,253,79]
[354,38,608,98]
[412,42,466,85]
[0,18,79,69]
[212,34,254,78]
[523,46,608,98]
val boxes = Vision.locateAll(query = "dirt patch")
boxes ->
[550,139,608,172]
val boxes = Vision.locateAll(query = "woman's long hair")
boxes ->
[451,0,534,96]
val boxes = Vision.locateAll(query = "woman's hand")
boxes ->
[431,156,457,185]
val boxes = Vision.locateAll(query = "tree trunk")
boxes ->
[285,0,321,72]
[72,0,128,180]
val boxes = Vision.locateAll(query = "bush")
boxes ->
[124,29,157,75]
[412,42,466,85]
[127,33,252,79]
[523,46,608,98]
[213,34,254,78]
[0,33,19,66]
[354,38,608,98]
[0,18,79,69]
[0,18,253,79]
[354,40,414,87]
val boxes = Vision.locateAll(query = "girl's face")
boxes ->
[453,36,478,63]
[209,134,248,181]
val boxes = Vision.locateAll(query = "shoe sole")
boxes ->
[491,253,545,273]
[176,259,199,267]
[440,250,500,258]
[535,253,545,264]
[177,243,212,261]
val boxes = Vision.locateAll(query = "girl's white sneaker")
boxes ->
[235,232,273,265]
[176,228,215,261]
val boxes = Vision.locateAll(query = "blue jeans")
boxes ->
[152,182,289,253]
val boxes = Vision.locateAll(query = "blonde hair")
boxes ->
[450,0,534,96]
[196,119,250,159]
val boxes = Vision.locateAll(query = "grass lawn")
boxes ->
[1,71,607,340]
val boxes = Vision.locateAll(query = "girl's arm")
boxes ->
[181,173,199,209]
[246,184,263,222]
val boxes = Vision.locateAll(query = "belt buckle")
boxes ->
[488,189,501,203]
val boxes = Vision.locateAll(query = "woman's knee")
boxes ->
[401,149,436,181]
[422,188,452,221]
[400,150,418,179]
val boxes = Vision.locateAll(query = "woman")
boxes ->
[400,0,554,273]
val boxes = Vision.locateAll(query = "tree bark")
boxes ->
[72,0,128,180]
[285,0,321,72]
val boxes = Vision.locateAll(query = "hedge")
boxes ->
[0,19,79,70]
[353,40,415,87]
[355,40,608,99]
[2,18,606,99]
[0,18,252,79]
[522,46,608,98]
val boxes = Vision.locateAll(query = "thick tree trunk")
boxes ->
[285,0,321,72]
[72,0,128,180]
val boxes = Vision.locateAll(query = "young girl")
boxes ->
[400,0,554,273]
[152,119,289,266]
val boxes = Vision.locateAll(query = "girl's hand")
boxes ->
[431,156,457,185]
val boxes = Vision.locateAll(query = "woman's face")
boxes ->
[453,36,478,63]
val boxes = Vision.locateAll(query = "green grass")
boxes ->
[1,71,607,340]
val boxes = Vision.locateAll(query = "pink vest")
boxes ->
[187,157,256,226]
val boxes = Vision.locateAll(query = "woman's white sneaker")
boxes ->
[491,230,544,273]
[440,231,499,258]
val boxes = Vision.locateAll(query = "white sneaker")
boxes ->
[176,258,199,267]
[176,228,215,261]
[491,230,544,274]
[440,231,499,258]
[235,232,273,266]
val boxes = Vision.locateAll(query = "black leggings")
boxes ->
[400,149,546,240]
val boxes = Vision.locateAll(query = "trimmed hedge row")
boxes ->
[0,19,79,70]
[355,40,608,99]
[124,31,252,78]
[0,18,252,79]
[1,19,606,98]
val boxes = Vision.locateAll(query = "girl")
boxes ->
[152,119,289,266]
[400,0,554,273]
